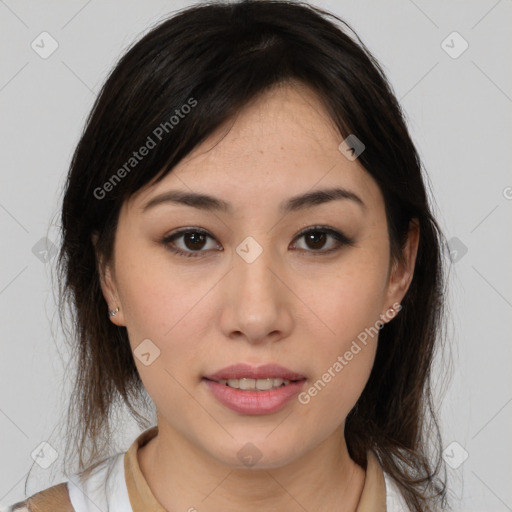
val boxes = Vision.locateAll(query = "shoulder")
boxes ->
[3,482,74,512]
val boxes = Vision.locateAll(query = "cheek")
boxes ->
[115,255,208,413]
[304,246,390,343]
[114,245,208,363]
[299,342,377,434]
[294,246,388,414]
[298,275,384,425]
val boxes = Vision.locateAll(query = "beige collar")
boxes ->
[124,426,387,511]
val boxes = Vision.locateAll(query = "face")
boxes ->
[98,82,418,470]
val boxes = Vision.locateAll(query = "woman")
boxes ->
[7,0,450,510]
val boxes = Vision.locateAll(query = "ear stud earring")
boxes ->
[389,304,401,316]
[109,307,119,317]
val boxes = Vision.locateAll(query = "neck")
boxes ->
[138,423,366,512]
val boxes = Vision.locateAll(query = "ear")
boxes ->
[381,218,420,322]
[91,232,126,326]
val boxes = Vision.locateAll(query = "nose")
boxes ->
[220,238,294,345]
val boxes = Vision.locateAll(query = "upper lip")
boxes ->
[204,363,306,382]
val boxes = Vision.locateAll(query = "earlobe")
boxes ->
[100,263,126,326]
[91,232,125,326]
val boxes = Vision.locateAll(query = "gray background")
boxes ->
[1,0,511,510]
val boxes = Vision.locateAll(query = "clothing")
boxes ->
[5,426,409,511]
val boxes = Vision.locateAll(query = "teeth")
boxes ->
[218,378,291,390]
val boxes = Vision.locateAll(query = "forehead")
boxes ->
[128,83,383,216]
[181,83,342,169]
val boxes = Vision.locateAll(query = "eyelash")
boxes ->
[161,226,355,259]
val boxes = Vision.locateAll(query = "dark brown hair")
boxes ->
[48,1,451,510]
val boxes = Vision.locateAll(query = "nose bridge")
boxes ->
[233,234,276,301]
[224,233,289,341]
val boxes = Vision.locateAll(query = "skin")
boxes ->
[97,81,419,512]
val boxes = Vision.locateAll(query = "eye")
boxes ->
[161,225,355,258]
[162,228,220,258]
[290,226,355,255]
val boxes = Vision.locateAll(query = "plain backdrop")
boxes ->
[1,1,511,510]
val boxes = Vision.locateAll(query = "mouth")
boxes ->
[202,363,307,415]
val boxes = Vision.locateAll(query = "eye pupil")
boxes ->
[185,232,206,250]
[306,231,326,250]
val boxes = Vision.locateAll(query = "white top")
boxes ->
[66,453,131,512]
[384,471,410,511]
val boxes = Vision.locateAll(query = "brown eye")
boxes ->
[182,232,208,250]
[162,228,220,258]
[304,231,328,250]
[291,227,355,255]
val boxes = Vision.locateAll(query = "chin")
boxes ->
[202,434,309,471]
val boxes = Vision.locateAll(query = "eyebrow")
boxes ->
[141,186,366,214]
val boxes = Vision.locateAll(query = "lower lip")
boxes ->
[203,379,306,415]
